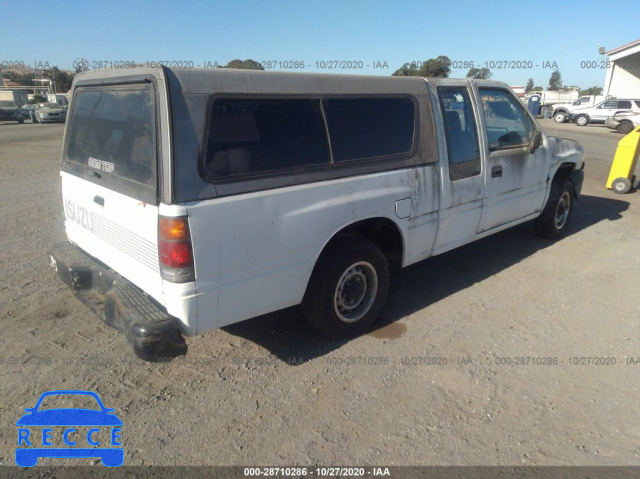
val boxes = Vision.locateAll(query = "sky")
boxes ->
[2,0,638,90]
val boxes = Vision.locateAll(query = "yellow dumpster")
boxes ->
[607,124,640,194]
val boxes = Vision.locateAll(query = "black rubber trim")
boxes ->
[569,168,584,199]
[48,242,187,361]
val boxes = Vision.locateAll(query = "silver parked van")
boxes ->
[49,66,584,360]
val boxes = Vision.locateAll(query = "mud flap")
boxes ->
[569,168,584,199]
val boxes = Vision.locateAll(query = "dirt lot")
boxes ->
[1,119,640,471]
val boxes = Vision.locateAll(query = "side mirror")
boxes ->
[530,129,543,153]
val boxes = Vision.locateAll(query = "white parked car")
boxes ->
[551,95,607,123]
[605,112,640,134]
[570,99,640,126]
[33,102,67,123]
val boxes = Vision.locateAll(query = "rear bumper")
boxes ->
[48,242,187,361]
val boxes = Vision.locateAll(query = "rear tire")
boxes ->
[617,121,634,135]
[302,237,389,339]
[575,115,589,126]
[534,179,574,239]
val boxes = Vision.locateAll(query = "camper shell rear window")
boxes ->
[63,83,157,204]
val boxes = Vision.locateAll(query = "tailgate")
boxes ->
[61,81,164,302]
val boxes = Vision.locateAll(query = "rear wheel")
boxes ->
[534,179,574,239]
[302,237,389,338]
[575,115,589,126]
[617,121,634,135]
[612,177,631,194]
[553,111,567,123]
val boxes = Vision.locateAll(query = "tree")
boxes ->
[392,56,452,78]
[391,63,420,76]
[466,67,492,79]
[2,70,36,84]
[223,59,264,70]
[548,69,562,91]
[579,86,603,96]
[533,86,543,91]
[525,78,534,93]
[420,56,452,77]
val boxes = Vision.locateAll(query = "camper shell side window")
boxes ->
[201,95,418,186]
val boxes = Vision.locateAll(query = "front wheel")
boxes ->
[553,111,567,123]
[534,179,575,239]
[302,238,389,339]
[575,115,589,127]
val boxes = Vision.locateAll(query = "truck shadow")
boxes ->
[221,194,628,365]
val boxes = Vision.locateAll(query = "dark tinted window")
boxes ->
[438,87,481,180]
[324,97,415,162]
[616,101,632,109]
[205,99,330,179]
[66,85,156,187]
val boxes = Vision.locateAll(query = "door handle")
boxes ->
[93,195,104,206]
[492,166,502,178]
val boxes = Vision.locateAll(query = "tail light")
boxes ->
[158,216,194,283]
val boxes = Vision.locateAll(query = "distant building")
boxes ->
[2,79,22,87]
[603,39,640,98]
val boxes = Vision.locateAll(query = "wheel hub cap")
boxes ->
[555,192,571,228]
[334,262,378,323]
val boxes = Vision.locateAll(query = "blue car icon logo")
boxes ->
[16,390,123,467]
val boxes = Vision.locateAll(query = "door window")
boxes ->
[437,87,481,180]
[479,89,533,151]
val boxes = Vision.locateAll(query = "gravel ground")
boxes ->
[1,119,639,471]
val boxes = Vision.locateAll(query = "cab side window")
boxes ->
[437,87,481,180]
[480,89,533,151]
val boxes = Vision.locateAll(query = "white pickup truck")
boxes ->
[551,95,607,123]
[49,67,585,360]
[525,90,579,109]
